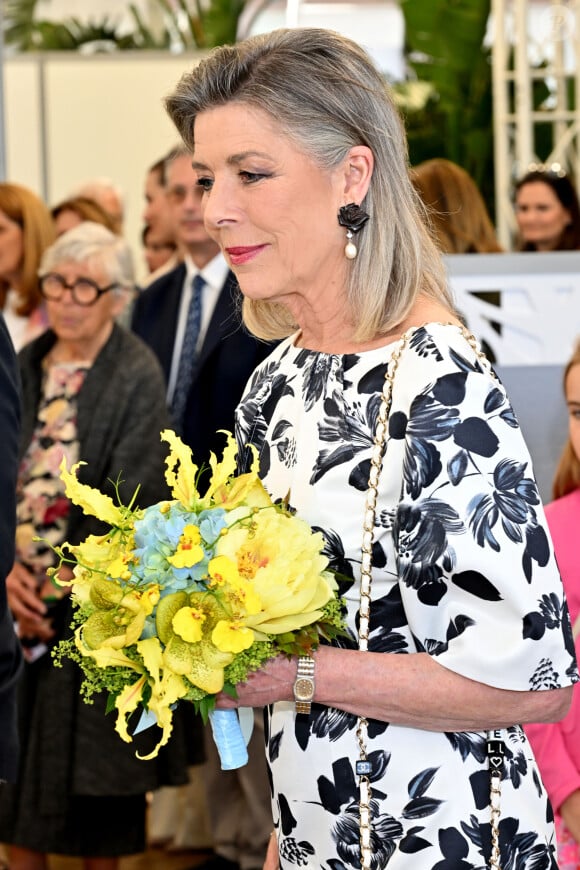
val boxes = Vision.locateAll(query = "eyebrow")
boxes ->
[191,151,274,171]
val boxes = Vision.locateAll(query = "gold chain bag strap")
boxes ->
[356,326,503,870]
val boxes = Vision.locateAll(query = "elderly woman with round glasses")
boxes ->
[0,222,194,870]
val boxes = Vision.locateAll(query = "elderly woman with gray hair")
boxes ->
[0,222,193,870]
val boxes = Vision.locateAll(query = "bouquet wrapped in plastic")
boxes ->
[52,430,344,766]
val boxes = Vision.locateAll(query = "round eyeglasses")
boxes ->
[39,272,118,306]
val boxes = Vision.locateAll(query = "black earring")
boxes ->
[338,203,370,259]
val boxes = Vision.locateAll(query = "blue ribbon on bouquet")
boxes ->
[134,706,254,770]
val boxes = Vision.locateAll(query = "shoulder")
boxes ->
[393,323,498,400]
[97,325,166,381]
[134,263,186,306]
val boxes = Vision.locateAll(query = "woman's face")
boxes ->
[143,232,175,274]
[515,181,571,251]
[44,259,123,356]
[191,103,349,314]
[566,362,580,462]
[0,208,24,284]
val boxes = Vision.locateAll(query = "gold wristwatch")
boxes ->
[293,655,315,715]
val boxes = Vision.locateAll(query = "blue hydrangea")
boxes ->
[130,502,229,595]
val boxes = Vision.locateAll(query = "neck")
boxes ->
[49,322,113,365]
[295,296,459,353]
[185,241,220,270]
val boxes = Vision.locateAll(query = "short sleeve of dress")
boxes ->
[387,325,578,692]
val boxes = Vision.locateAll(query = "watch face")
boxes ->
[295,677,314,701]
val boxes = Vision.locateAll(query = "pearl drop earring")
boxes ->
[345,230,358,260]
[337,202,370,260]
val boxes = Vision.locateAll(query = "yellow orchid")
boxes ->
[75,627,146,671]
[212,620,254,654]
[161,429,200,507]
[167,524,204,569]
[204,432,271,510]
[207,554,240,587]
[81,584,159,650]
[158,590,235,693]
[172,606,207,643]
[113,638,190,760]
[114,675,149,743]
[60,457,127,526]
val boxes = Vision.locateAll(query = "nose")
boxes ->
[202,179,238,229]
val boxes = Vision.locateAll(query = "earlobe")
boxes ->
[343,146,374,202]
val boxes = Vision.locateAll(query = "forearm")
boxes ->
[224,646,572,731]
[315,647,572,730]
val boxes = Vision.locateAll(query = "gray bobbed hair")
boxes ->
[39,221,135,291]
[165,27,454,342]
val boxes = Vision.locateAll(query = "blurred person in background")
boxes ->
[0,183,56,351]
[0,222,194,870]
[142,223,178,276]
[514,167,580,252]
[411,158,503,361]
[141,153,181,286]
[411,158,502,254]
[0,311,23,785]
[71,177,125,235]
[526,339,580,869]
[51,196,117,237]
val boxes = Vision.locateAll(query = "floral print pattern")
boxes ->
[236,323,577,869]
[16,361,88,581]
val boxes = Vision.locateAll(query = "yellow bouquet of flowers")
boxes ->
[52,430,344,766]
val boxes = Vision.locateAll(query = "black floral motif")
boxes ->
[395,500,462,592]
[530,658,562,690]
[467,459,551,582]
[462,814,558,869]
[409,327,445,361]
[279,836,315,866]
[311,393,381,484]
[333,799,403,870]
[337,202,370,234]
[294,349,339,411]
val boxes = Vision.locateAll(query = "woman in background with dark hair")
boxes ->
[514,167,580,251]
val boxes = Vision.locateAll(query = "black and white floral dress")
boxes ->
[235,323,578,870]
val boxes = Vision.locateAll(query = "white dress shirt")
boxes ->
[166,253,230,403]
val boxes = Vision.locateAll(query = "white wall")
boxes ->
[3,50,204,282]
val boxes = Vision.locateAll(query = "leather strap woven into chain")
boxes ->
[356,324,502,870]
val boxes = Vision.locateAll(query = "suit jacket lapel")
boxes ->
[157,265,187,378]
[195,272,241,372]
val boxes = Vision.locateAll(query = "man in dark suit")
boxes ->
[133,146,271,477]
[0,314,23,783]
[132,147,273,870]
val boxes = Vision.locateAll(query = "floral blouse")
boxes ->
[16,361,89,584]
[235,323,577,869]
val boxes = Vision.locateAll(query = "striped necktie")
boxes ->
[171,273,205,431]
